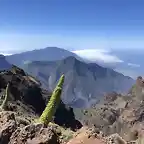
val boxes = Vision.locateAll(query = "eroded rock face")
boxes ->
[0,111,17,144]
[10,123,59,144]
[0,66,46,114]
[0,111,60,144]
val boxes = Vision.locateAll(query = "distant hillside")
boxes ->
[5,47,83,66]
[74,76,144,141]
[0,54,12,70]
[5,47,144,79]
[23,56,135,108]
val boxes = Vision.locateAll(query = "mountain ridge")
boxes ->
[5,47,84,67]
[23,56,135,108]
[4,47,144,78]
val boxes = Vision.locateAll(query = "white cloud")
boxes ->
[127,63,140,68]
[0,53,12,56]
[72,49,124,64]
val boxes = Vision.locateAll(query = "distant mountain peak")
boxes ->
[6,47,84,66]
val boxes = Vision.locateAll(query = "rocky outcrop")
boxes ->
[0,111,60,144]
[0,65,82,131]
[0,111,17,144]
[66,126,130,144]
[0,101,131,144]
[10,123,59,144]
[0,65,46,114]
[67,127,106,144]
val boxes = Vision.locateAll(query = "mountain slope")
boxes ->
[74,77,144,141]
[0,65,82,130]
[0,54,12,70]
[23,56,135,108]
[5,47,83,67]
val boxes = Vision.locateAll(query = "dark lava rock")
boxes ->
[0,65,82,131]
[54,101,82,131]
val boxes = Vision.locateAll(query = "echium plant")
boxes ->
[39,74,65,125]
[1,82,10,110]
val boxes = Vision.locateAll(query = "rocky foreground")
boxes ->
[0,66,144,144]
[74,76,144,143]
[0,65,82,144]
[1,110,143,144]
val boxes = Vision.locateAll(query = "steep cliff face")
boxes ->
[23,56,135,108]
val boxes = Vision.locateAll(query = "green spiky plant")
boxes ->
[1,82,10,110]
[39,74,65,125]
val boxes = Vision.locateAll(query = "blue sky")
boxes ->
[1,0,144,78]
[0,0,144,55]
